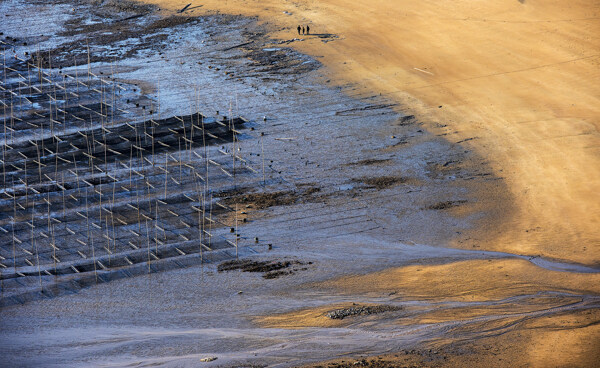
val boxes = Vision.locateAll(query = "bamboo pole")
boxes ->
[61,171,67,251]
[31,202,42,289]
[73,152,81,196]
[235,203,238,259]
[230,101,236,180]
[195,90,207,249]
[145,219,150,273]
[54,134,60,181]
[51,223,57,275]
[49,50,56,139]
[10,92,14,144]
[111,58,116,127]
[85,186,98,282]
[261,134,265,186]
[37,44,43,102]
[207,194,213,249]
[164,154,168,200]
[2,46,5,88]
[74,56,79,100]
[12,177,17,272]
[46,188,51,271]
[26,50,33,102]
[63,74,67,135]
[2,102,6,190]
[192,168,203,260]
[154,199,159,254]
[86,41,91,85]
[110,167,117,263]
[129,145,133,187]
[135,162,142,251]
[36,140,43,183]
[23,149,28,208]
[178,137,182,183]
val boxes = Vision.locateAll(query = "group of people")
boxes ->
[297,25,310,35]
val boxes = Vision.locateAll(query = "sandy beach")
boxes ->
[139,0,600,365]
[1,0,599,366]
[142,0,600,264]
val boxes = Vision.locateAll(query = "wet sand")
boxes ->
[1,0,599,366]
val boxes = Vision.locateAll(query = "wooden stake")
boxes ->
[74,56,79,99]
[85,186,98,282]
[235,203,238,259]
[145,219,151,273]
[164,154,168,200]
[31,203,42,289]
[11,177,17,272]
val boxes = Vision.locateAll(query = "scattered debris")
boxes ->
[427,200,468,210]
[345,158,391,166]
[353,176,408,189]
[326,305,403,320]
[263,270,292,279]
[217,259,311,279]
[335,104,396,116]
[222,41,254,52]
[199,356,218,362]
[224,191,298,209]
[397,114,415,125]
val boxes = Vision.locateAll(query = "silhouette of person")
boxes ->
[302,26,305,35]
[306,25,310,35]
[297,25,301,35]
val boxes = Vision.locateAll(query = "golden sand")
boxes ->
[257,259,600,328]
[317,258,600,301]
[300,309,600,368]
[257,259,600,366]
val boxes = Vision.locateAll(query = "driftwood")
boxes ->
[178,3,192,13]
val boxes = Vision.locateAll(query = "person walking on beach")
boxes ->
[302,26,305,35]
[297,25,301,35]
[306,25,310,35]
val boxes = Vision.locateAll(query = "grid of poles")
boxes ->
[0,47,263,304]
